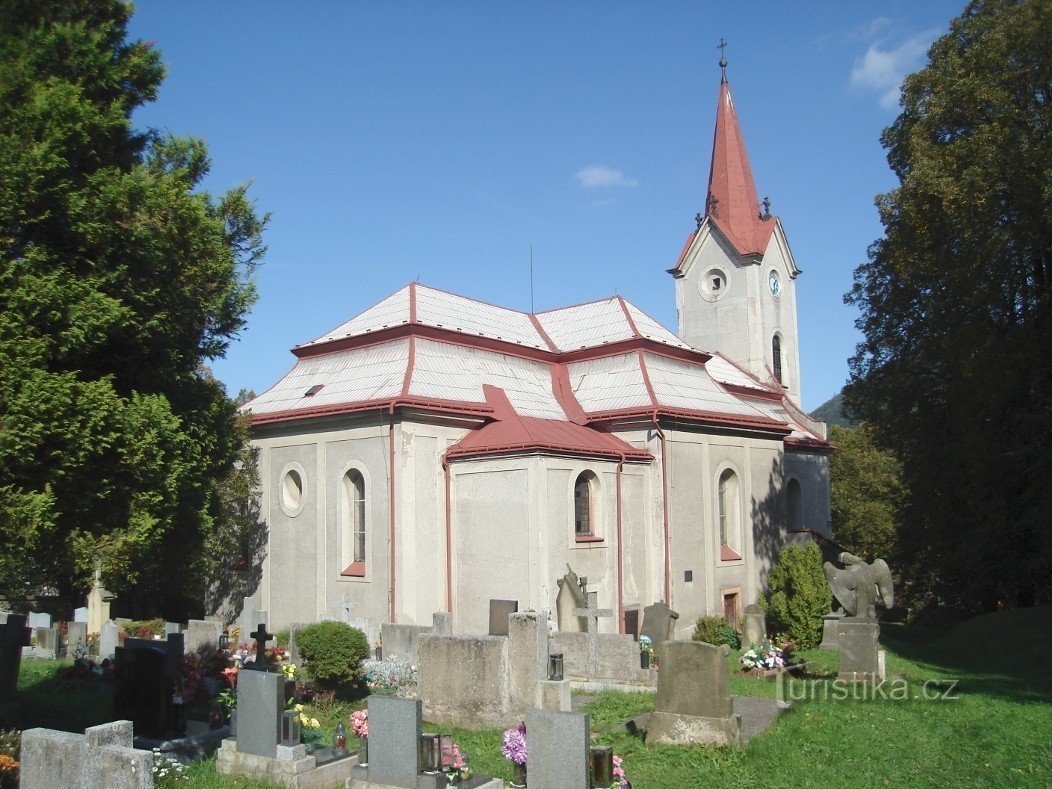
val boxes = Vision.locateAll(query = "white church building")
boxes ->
[242,70,832,636]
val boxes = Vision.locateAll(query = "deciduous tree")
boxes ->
[845,0,1050,609]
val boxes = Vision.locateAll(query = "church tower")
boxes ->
[669,54,802,402]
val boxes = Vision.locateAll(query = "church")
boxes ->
[242,66,832,637]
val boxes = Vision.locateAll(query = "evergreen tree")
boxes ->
[0,0,267,615]
[845,0,1050,608]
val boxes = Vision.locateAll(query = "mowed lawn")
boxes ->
[16,607,1052,788]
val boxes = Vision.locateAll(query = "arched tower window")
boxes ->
[786,478,803,533]
[772,335,783,385]
[574,472,598,538]
[341,469,366,574]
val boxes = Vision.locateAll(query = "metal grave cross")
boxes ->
[251,623,273,667]
[573,593,613,636]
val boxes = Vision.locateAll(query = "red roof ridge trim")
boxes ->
[528,313,559,352]
[400,335,416,397]
[249,396,495,426]
[586,406,792,434]
[616,295,642,339]
[636,349,659,409]
[550,363,588,425]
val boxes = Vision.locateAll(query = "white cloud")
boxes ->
[851,29,937,109]
[574,164,638,189]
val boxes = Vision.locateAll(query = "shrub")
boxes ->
[294,621,369,688]
[125,618,165,639]
[0,730,20,789]
[692,616,741,649]
[762,541,831,650]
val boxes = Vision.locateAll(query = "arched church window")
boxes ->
[574,472,598,538]
[718,468,741,559]
[786,478,803,533]
[772,335,783,385]
[341,469,366,575]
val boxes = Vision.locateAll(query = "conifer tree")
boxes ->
[0,0,267,615]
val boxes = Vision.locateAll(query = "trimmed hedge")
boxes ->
[294,621,369,687]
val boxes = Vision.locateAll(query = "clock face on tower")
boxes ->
[768,270,781,297]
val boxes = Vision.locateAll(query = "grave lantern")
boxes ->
[419,733,441,772]
[548,651,564,681]
[438,733,454,770]
[590,745,614,787]
[281,709,301,746]
[218,632,229,651]
[334,721,347,753]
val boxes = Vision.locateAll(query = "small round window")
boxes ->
[699,268,729,301]
[281,467,305,516]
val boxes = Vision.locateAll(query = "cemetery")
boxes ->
[2,2,1050,787]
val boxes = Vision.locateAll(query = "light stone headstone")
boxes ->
[34,626,59,659]
[837,618,880,681]
[525,709,590,789]
[648,640,739,746]
[27,612,52,630]
[163,622,181,637]
[488,599,518,636]
[236,669,284,758]
[99,620,120,660]
[20,720,154,789]
[0,611,9,625]
[66,621,88,654]
[73,607,88,623]
[185,619,223,653]
[742,603,766,647]
[640,601,679,645]
[555,568,587,633]
[432,611,452,634]
[366,695,422,788]
[820,613,842,650]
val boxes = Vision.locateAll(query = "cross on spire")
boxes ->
[717,38,728,83]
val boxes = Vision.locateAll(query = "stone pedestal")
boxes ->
[837,618,880,681]
[741,604,766,647]
[820,613,842,651]
[538,679,572,711]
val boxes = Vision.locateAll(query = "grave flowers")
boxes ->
[639,635,656,669]
[348,708,368,763]
[442,740,471,784]
[612,754,630,787]
[501,721,527,787]
[739,638,796,676]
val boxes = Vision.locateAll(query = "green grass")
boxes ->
[16,607,1052,787]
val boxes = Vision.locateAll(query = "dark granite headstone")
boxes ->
[236,668,283,758]
[113,633,183,738]
[623,609,641,639]
[0,615,32,704]
[488,599,518,637]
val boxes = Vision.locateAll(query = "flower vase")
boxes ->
[640,651,650,669]
[230,708,237,737]
[358,736,368,765]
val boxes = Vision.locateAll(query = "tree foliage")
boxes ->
[762,542,830,650]
[845,0,1051,610]
[828,424,905,562]
[0,0,267,615]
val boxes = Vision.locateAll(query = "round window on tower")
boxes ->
[700,268,730,301]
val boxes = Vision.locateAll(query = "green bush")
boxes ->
[762,541,831,650]
[692,616,741,649]
[125,618,165,639]
[294,621,369,688]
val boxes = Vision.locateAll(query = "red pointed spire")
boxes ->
[705,78,775,257]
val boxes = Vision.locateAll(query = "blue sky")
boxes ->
[128,1,965,412]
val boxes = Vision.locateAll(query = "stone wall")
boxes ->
[552,631,655,689]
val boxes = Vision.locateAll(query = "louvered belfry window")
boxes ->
[772,335,783,384]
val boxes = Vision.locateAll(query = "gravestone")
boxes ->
[526,709,590,789]
[837,618,880,681]
[86,567,114,635]
[488,599,518,637]
[27,612,52,630]
[114,635,186,739]
[820,613,842,650]
[623,608,640,639]
[66,621,88,654]
[185,619,222,653]
[235,668,284,758]
[0,611,8,625]
[239,602,268,646]
[163,622,181,637]
[34,626,59,659]
[432,611,452,634]
[21,720,154,789]
[647,640,739,746]
[742,604,766,647]
[365,695,422,788]
[99,620,120,659]
[555,567,588,633]
[640,601,679,645]
[74,607,88,623]
[0,615,32,706]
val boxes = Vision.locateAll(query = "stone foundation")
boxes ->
[646,710,741,746]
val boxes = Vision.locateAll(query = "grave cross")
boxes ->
[251,623,273,667]
[573,598,613,636]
